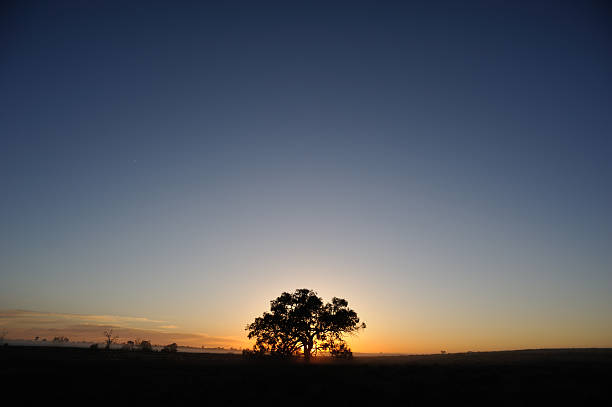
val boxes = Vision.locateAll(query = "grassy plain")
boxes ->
[2,346,610,405]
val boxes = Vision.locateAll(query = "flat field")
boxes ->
[2,346,611,405]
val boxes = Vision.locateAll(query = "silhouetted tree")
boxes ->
[139,340,153,352]
[0,329,7,344]
[246,288,365,361]
[103,329,118,350]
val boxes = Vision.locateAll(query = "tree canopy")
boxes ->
[246,288,365,360]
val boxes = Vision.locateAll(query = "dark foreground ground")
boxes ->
[2,346,611,405]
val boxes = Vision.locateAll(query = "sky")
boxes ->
[1,1,611,353]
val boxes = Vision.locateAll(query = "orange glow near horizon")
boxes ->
[2,270,611,355]
[2,307,611,354]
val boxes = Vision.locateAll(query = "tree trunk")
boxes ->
[304,343,311,362]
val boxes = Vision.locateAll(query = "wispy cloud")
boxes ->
[0,309,242,347]
[0,309,166,325]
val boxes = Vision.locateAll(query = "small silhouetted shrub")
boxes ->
[139,340,153,352]
[89,343,99,350]
[161,343,178,353]
[329,342,353,360]
[242,348,266,359]
[242,348,300,360]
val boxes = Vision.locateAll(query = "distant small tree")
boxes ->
[139,340,153,352]
[103,329,118,350]
[246,288,365,361]
[52,336,69,344]
[0,329,7,344]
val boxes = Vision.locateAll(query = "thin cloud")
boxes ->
[0,309,243,348]
[0,309,166,324]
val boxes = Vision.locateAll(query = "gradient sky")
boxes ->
[1,1,611,353]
